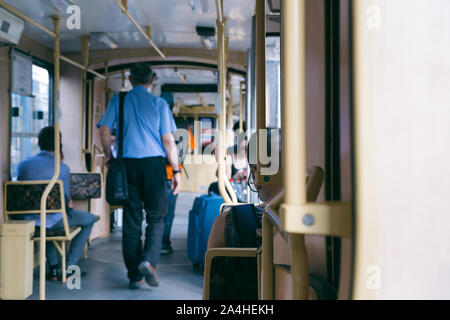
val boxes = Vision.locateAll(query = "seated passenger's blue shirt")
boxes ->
[96,86,177,159]
[17,151,71,228]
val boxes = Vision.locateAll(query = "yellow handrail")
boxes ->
[113,0,166,60]
[216,0,237,204]
[278,0,309,300]
[38,16,61,301]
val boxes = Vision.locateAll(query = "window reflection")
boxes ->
[10,64,50,180]
[266,35,281,128]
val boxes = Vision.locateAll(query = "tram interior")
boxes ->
[1,0,450,301]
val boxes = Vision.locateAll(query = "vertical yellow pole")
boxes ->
[227,72,234,146]
[216,0,237,204]
[225,37,233,145]
[256,0,266,133]
[280,0,309,300]
[262,214,274,299]
[39,15,61,300]
[81,36,92,155]
[255,0,272,189]
[256,0,275,300]
[104,61,109,107]
[121,70,126,89]
[216,8,232,203]
[194,114,200,156]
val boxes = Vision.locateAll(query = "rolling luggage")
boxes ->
[187,192,224,267]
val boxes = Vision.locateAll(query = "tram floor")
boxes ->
[28,191,205,300]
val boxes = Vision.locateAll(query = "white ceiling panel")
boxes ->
[3,0,255,52]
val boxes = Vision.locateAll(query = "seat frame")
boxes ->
[203,166,325,300]
[4,179,81,283]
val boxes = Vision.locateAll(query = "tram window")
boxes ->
[200,117,213,148]
[266,35,281,128]
[10,64,51,180]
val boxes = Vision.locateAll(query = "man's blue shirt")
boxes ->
[96,86,177,159]
[17,151,70,228]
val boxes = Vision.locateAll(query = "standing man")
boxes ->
[97,63,181,289]
[159,93,194,255]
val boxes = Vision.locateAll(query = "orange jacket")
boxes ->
[166,164,182,180]
[166,127,193,180]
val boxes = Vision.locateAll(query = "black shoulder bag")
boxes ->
[106,91,129,205]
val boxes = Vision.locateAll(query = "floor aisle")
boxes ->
[29,192,204,300]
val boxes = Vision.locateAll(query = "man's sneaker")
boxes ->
[161,243,173,256]
[138,261,159,287]
[129,278,145,290]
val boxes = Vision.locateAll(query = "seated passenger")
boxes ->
[17,126,97,280]
[208,121,248,202]
[226,121,248,182]
[207,127,282,250]
[205,128,281,300]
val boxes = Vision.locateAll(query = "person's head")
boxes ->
[233,121,247,133]
[129,63,154,87]
[247,127,282,202]
[38,126,63,156]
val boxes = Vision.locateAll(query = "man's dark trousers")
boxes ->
[122,157,168,282]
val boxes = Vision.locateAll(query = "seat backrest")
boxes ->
[4,180,65,224]
[306,166,325,202]
[69,173,102,200]
[220,166,325,215]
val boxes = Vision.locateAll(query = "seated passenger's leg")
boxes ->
[46,242,59,264]
[65,209,96,267]
[46,241,60,280]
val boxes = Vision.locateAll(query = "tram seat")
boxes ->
[69,173,102,258]
[3,173,101,283]
[203,166,325,300]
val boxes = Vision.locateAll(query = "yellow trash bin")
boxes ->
[0,221,35,300]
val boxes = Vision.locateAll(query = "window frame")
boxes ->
[9,48,54,180]
[265,32,281,129]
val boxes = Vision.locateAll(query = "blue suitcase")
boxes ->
[187,192,224,266]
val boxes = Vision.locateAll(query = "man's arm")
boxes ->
[100,125,113,162]
[162,132,182,195]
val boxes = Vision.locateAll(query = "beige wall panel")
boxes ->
[354,0,450,299]
[181,155,218,193]
[90,79,110,240]
[273,231,328,279]
[60,64,83,172]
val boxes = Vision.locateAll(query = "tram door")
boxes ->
[352,0,450,299]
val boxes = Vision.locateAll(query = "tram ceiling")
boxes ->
[3,0,255,53]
